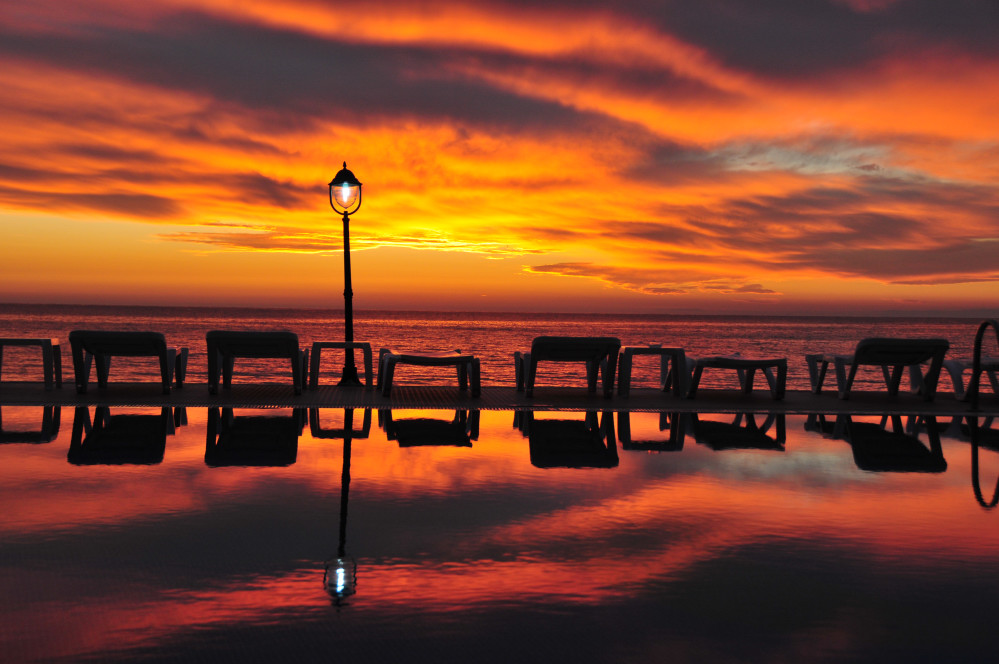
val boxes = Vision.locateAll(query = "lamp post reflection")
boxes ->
[314,408,371,603]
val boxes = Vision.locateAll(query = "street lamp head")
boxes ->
[329,161,362,217]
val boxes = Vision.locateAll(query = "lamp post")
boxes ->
[329,162,363,386]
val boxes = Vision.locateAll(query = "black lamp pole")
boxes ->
[329,162,363,387]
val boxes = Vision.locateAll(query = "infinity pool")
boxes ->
[1,406,997,662]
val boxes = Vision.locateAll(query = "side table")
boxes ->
[310,342,374,389]
[618,345,689,397]
[0,338,63,390]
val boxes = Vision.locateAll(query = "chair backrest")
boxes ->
[853,337,949,366]
[69,330,168,356]
[206,330,300,358]
[530,336,621,361]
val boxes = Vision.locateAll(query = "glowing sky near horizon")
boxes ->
[1,0,998,314]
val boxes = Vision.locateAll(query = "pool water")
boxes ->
[1,406,997,663]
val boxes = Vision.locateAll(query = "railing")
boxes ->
[969,416,999,509]
[970,319,999,411]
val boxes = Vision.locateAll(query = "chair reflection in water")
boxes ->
[617,412,687,452]
[0,406,61,444]
[515,411,618,468]
[691,412,786,451]
[378,410,479,447]
[807,414,946,473]
[68,406,186,465]
[204,407,304,467]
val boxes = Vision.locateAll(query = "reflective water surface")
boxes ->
[1,406,998,663]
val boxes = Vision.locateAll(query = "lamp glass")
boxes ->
[334,183,360,210]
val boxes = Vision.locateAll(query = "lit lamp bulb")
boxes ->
[329,162,362,216]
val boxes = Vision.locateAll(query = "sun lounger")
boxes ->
[377,349,481,397]
[206,330,308,395]
[805,337,949,401]
[69,330,188,394]
[515,336,620,397]
[941,357,999,401]
[686,355,787,400]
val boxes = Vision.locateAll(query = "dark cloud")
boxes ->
[0,185,181,218]
[0,10,631,136]
[587,0,999,79]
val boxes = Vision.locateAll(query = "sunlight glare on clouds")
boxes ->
[0,0,998,312]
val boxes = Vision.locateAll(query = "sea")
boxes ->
[2,303,999,662]
[0,303,989,391]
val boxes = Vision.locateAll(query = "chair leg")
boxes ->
[470,359,481,397]
[687,364,704,398]
[362,347,373,389]
[223,356,235,389]
[526,358,538,397]
[41,343,55,391]
[603,354,617,398]
[586,360,598,393]
[160,350,174,394]
[887,365,904,397]
[207,348,220,395]
[618,352,632,397]
[381,357,396,396]
[309,347,321,390]
[175,348,188,388]
[775,362,787,400]
[95,354,111,388]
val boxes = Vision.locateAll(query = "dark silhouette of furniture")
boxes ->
[204,407,304,466]
[377,349,481,397]
[206,330,308,395]
[617,411,687,451]
[0,406,61,444]
[687,356,787,400]
[806,337,949,401]
[69,331,188,394]
[617,345,689,397]
[969,319,999,410]
[68,406,184,465]
[833,414,946,473]
[966,416,999,509]
[0,338,62,390]
[515,336,621,397]
[379,409,479,447]
[942,357,999,401]
[310,342,374,389]
[515,411,618,468]
[691,412,786,451]
[310,408,372,440]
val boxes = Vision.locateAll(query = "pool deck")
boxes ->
[1,382,996,415]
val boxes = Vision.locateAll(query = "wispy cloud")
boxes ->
[1,0,997,310]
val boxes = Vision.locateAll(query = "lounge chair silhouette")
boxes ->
[806,337,949,400]
[515,336,620,397]
[206,330,308,395]
[69,330,188,394]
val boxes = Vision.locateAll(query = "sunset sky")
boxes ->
[1,0,998,314]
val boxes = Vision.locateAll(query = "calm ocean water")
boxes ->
[3,303,999,661]
[0,303,988,391]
